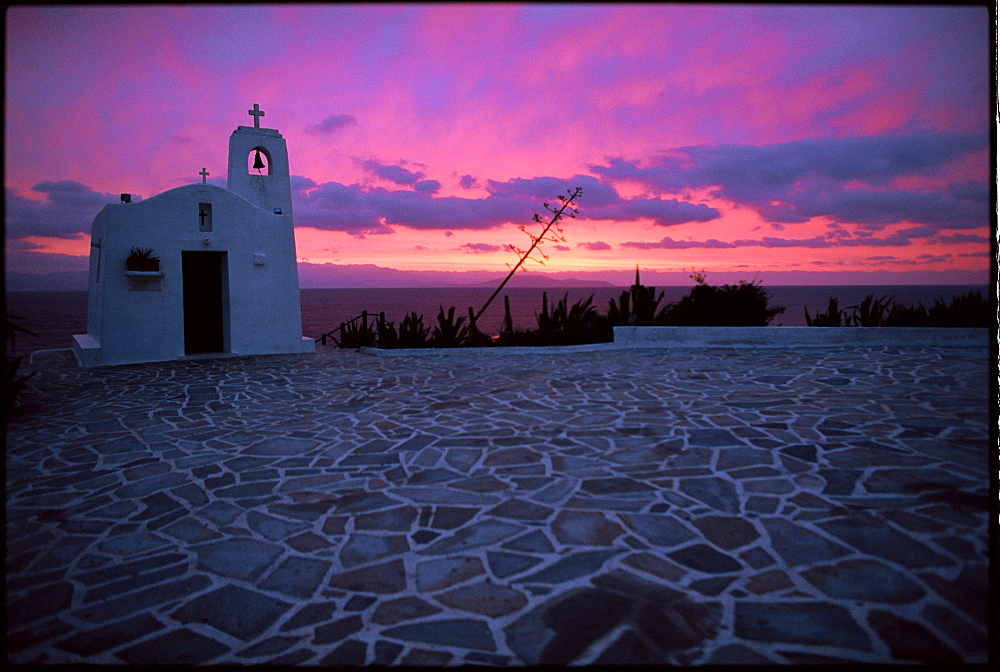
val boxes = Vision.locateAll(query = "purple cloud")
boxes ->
[291,172,731,236]
[459,174,480,189]
[5,181,123,239]
[6,248,88,274]
[362,159,425,185]
[916,253,953,263]
[937,233,989,244]
[622,234,916,250]
[292,179,534,234]
[414,179,442,194]
[587,198,720,226]
[592,132,989,229]
[486,174,620,208]
[461,242,504,253]
[6,239,43,250]
[307,113,358,134]
[577,241,612,251]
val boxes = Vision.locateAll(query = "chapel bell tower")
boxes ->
[227,104,293,216]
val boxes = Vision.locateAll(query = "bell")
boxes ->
[252,150,266,171]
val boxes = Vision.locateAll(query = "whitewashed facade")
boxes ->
[73,105,314,367]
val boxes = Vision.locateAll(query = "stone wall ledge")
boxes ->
[361,326,989,356]
[611,326,990,349]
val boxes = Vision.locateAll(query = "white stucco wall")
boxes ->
[74,183,313,367]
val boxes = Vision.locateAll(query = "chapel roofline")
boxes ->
[97,182,281,218]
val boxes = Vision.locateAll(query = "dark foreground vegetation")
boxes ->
[334,272,787,348]
[804,290,990,328]
[329,276,990,349]
[4,313,37,411]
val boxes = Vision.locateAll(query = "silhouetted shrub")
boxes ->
[464,306,494,347]
[430,306,471,347]
[882,302,930,327]
[534,292,612,346]
[847,293,894,327]
[607,282,671,326]
[809,290,989,328]
[661,274,785,326]
[398,312,432,347]
[805,297,848,327]
[927,290,989,327]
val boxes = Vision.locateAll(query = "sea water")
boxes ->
[6,285,989,354]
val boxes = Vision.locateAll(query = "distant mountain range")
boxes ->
[469,275,615,288]
[4,263,989,292]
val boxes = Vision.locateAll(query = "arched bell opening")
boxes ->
[247,147,271,175]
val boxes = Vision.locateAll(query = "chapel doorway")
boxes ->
[182,251,228,354]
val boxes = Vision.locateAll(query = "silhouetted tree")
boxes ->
[662,273,785,326]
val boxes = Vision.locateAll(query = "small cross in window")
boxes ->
[199,168,209,184]
[249,104,265,128]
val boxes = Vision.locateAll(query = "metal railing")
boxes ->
[316,311,385,347]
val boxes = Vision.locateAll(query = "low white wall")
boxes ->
[362,342,615,357]
[612,326,989,349]
[360,326,989,356]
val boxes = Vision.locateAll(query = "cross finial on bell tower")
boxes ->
[199,168,209,184]
[248,103,265,128]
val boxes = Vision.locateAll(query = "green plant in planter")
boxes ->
[126,247,160,272]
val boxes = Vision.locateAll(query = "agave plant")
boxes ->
[608,285,670,326]
[847,293,893,327]
[805,297,847,327]
[398,312,431,348]
[430,306,469,347]
[376,317,400,349]
[126,247,160,272]
[338,317,377,348]
[535,292,611,346]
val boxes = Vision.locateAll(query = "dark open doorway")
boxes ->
[182,251,227,354]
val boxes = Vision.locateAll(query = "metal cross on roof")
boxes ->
[248,103,265,128]
[199,168,209,184]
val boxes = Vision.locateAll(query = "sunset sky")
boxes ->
[5,4,992,287]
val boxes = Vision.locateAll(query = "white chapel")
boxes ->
[73,105,315,367]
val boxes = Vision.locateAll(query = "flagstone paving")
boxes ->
[6,344,991,665]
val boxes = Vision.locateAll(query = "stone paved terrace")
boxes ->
[5,340,993,666]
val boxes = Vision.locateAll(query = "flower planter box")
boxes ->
[126,259,160,272]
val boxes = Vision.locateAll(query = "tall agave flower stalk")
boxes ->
[474,187,582,323]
